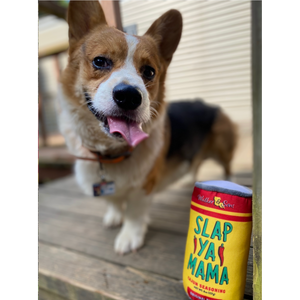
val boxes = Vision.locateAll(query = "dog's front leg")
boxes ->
[103,199,123,228]
[114,190,152,254]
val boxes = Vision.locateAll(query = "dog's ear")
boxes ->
[67,0,107,46]
[144,10,182,64]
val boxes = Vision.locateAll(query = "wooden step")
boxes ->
[39,176,253,300]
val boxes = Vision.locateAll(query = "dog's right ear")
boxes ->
[67,0,107,47]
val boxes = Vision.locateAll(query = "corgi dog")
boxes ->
[58,1,237,254]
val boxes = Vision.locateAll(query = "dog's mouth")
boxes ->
[84,92,149,147]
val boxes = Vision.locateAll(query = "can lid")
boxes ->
[195,180,252,198]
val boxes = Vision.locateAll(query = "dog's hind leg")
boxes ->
[184,151,205,185]
[208,111,238,181]
[222,160,232,181]
[213,132,236,181]
[182,161,203,187]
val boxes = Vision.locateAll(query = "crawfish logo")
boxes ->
[214,196,225,209]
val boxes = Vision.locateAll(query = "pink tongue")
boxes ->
[107,116,149,147]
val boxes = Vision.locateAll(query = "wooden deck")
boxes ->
[39,173,253,300]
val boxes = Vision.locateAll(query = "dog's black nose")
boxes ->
[113,83,142,110]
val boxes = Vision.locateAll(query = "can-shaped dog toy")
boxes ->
[183,180,252,300]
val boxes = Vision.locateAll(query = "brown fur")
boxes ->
[142,102,170,194]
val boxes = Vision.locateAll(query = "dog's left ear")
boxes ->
[144,10,182,64]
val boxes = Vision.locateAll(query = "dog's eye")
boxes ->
[92,56,112,70]
[142,66,155,80]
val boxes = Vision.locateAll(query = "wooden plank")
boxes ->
[39,176,80,193]
[39,288,70,300]
[39,242,253,300]
[251,1,262,300]
[40,173,252,198]
[39,191,191,235]
[39,175,252,237]
[39,242,187,300]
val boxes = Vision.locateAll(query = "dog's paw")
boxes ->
[103,207,122,228]
[114,222,146,254]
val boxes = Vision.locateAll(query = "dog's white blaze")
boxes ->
[125,34,139,66]
[93,34,150,124]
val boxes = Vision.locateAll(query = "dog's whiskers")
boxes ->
[145,82,155,88]
[150,100,161,110]
[149,106,159,119]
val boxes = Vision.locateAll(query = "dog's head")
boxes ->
[61,1,182,149]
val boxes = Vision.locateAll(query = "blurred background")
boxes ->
[38,0,253,186]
